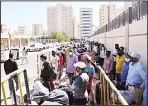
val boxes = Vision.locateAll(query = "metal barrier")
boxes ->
[1,68,31,105]
[98,65,128,105]
[90,1,147,37]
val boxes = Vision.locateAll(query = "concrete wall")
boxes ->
[88,18,147,72]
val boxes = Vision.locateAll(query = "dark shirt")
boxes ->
[40,61,54,80]
[4,59,18,75]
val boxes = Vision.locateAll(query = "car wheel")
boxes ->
[39,48,42,51]
[27,49,30,52]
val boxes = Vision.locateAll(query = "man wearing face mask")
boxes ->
[121,53,131,89]
[66,50,78,84]
[72,62,89,105]
[103,50,113,79]
[125,52,147,105]
[115,49,125,83]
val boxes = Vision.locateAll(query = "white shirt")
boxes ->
[93,46,97,53]
[100,48,105,58]
[51,56,59,69]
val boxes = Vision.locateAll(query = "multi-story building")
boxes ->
[17,25,29,35]
[47,4,73,38]
[115,7,124,17]
[73,16,79,39]
[32,24,43,36]
[1,24,8,33]
[99,3,116,28]
[80,8,93,39]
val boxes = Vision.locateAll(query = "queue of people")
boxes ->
[3,41,147,105]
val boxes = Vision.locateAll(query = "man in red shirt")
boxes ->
[57,52,64,80]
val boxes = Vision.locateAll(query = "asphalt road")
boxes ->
[1,47,56,104]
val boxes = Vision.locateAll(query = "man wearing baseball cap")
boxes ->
[125,52,147,104]
[72,62,89,105]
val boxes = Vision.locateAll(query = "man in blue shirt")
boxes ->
[121,53,131,89]
[125,52,147,105]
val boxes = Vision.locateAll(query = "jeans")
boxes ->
[67,73,74,85]
[115,73,121,82]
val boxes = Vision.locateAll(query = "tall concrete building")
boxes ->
[47,4,73,38]
[73,16,80,39]
[32,24,43,36]
[80,8,93,39]
[115,7,124,17]
[17,25,29,35]
[1,24,8,33]
[99,3,116,28]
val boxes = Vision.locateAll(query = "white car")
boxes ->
[47,43,54,48]
[26,43,44,52]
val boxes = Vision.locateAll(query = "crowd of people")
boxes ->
[3,41,147,105]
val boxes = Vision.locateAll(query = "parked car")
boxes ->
[26,43,44,52]
[42,42,48,49]
[1,50,10,63]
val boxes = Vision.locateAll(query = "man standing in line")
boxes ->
[66,50,78,84]
[4,53,19,95]
[115,49,125,83]
[125,52,147,105]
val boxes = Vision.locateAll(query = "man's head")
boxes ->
[82,54,91,64]
[69,50,73,56]
[120,46,124,52]
[125,53,131,63]
[40,54,47,62]
[131,52,141,63]
[74,62,86,73]
[115,44,119,50]
[9,53,13,59]
[52,51,56,56]
[106,50,111,57]
[117,49,122,56]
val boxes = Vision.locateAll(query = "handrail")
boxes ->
[98,65,128,105]
[1,68,31,105]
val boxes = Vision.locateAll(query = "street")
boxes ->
[1,47,56,103]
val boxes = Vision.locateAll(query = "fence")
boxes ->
[1,68,31,105]
[91,1,147,37]
[97,65,128,105]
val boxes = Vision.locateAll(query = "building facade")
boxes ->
[47,4,73,38]
[32,24,43,36]
[1,24,8,33]
[99,3,116,28]
[17,25,29,35]
[80,8,93,39]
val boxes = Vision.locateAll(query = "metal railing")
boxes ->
[36,47,70,78]
[1,68,31,105]
[90,1,147,37]
[98,65,128,105]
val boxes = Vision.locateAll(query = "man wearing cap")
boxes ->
[4,53,19,95]
[125,52,147,104]
[66,50,78,84]
[83,54,95,105]
[72,62,89,105]
[121,53,131,89]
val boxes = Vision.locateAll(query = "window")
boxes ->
[30,44,35,47]
[83,14,89,15]
[83,26,90,28]
[83,29,89,31]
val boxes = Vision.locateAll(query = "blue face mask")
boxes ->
[125,58,130,63]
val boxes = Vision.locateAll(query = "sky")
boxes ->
[1,2,124,30]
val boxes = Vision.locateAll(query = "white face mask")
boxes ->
[69,52,73,56]
[125,58,130,62]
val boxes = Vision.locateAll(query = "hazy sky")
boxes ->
[2,2,124,30]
